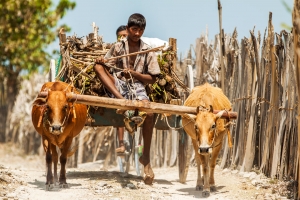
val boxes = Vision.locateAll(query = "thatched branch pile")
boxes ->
[57,29,184,105]
[58,31,112,98]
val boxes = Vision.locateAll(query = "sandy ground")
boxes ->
[0,143,292,200]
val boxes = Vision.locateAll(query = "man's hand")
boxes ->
[122,68,135,79]
[95,56,107,64]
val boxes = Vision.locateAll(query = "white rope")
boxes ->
[162,114,193,130]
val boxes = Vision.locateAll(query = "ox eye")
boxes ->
[64,104,68,109]
[211,124,216,129]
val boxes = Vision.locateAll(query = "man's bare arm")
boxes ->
[123,69,156,84]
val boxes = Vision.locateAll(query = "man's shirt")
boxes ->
[104,38,161,78]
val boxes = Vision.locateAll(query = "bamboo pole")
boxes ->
[218,0,225,91]
[169,38,177,71]
[59,29,67,80]
[72,51,108,56]
[105,45,166,61]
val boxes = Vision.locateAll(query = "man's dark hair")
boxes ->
[116,25,127,36]
[127,13,146,29]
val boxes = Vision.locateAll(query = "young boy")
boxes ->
[114,25,128,153]
[116,25,127,42]
[94,13,160,185]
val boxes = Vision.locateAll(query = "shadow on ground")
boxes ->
[177,185,227,198]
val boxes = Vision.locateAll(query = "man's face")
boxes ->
[117,30,128,42]
[127,26,144,42]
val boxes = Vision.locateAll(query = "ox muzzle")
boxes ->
[198,146,212,155]
[49,125,64,135]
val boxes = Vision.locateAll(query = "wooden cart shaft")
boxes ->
[38,92,237,119]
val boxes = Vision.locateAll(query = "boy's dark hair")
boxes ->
[127,13,146,29]
[116,25,127,36]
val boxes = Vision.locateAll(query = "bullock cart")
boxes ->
[38,89,237,182]
[47,28,237,183]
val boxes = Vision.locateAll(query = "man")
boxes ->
[94,13,160,185]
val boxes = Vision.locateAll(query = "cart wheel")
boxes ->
[178,128,192,183]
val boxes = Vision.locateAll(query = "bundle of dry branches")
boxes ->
[146,50,181,103]
[57,28,183,105]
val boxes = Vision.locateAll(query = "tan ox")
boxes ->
[32,81,87,190]
[182,83,231,197]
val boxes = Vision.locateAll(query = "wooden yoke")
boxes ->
[38,92,237,119]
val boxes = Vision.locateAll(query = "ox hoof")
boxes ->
[202,190,210,197]
[196,185,203,191]
[210,185,217,192]
[45,184,54,191]
[59,183,69,188]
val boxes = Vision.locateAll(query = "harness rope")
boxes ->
[162,113,194,130]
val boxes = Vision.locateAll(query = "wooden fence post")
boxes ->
[293,0,300,198]
[218,0,225,91]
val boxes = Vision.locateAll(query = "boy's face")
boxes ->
[117,30,128,42]
[127,25,144,42]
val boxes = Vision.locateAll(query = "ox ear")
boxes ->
[182,114,197,140]
[33,97,47,106]
[215,110,225,119]
[209,105,214,113]
[182,113,197,122]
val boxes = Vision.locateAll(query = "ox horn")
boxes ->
[215,110,225,119]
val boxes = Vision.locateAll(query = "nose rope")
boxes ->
[196,125,220,150]
[43,106,73,130]
[195,109,235,152]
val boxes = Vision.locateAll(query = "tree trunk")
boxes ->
[0,105,7,142]
[2,72,20,142]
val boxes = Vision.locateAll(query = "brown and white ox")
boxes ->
[32,81,87,190]
[182,83,231,197]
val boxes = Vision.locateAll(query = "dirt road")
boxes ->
[0,143,291,200]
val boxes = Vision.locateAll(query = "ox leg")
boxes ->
[51,144,59,184]
[200,154,210,197]
[192,139,203,191]
[209,143,223,192]
[44,138,54,190]
[59,136,73,188]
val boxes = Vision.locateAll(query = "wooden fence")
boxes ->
[193,12,297,185]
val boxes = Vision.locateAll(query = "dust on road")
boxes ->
[0,143,291,200]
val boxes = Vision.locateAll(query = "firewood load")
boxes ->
[147,49,181,103]
[57,26,189,107]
